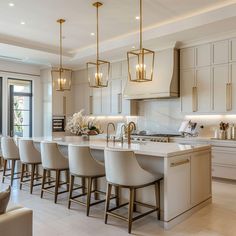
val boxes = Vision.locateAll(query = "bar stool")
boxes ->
[68,145,118,216]
[1,137,21,186]
[19,139,42,194]
[104,148,163,234]
[40,141,69,203]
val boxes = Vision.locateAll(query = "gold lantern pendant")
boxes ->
[127,0,155,82]
[52,19,72,91]
[87,2,110,88]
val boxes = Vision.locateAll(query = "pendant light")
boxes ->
[51,19,72,91]
[127,0,155,82]
[87,2,110,88]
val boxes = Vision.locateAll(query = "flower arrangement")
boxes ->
[66,110,101,135]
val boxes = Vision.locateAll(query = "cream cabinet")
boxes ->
[196,44,211,67]
[180,69,194,112]
[180,47,195,69]
[101,85,111,114]
[212,64,229,112]
[111,61,122,78]
[230,38,236,62]
[111,79,122,114]
[92,88,102,115]
[165,154,191,220]
[190,150,211,206]
[231,63,236,111]
[212,40,229,65]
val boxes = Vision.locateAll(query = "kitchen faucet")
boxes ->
[106,122,116,143]
[127,121,136,145]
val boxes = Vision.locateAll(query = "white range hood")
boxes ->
[123,48,179,100]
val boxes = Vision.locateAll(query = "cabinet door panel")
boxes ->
[165,155,190,221]
[180,48,195,69]
[230,63,236,111]
[191,151,211,206]
[230,38,236,62]
[92,88,102,115]
[196,67,211,112]
[212,65,229,112]
[111,62,122,78]
[111,79,122,114]
[196,44,211,67]
[213,40,229,65]
[101,85,111,115]
[180,69,195,112]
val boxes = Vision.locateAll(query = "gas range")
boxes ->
[131,133,182,143]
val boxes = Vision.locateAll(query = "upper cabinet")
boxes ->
[212,40,229,65]
[180,38,236,114]
[180,47,195,69]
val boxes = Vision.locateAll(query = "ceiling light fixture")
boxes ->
[9,3,14,7]
[135,16,140,20]
[20,21,25,25]
[127,0,155,82]
[90,32,95,36]
[51,19,72,91]
[87,2,110,88]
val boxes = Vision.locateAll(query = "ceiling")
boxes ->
[0,0,236,69]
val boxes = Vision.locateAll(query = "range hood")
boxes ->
[123,48,179,100]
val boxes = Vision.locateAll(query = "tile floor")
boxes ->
[1,177,236,236]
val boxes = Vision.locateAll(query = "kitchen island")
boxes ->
[32,136,212,229]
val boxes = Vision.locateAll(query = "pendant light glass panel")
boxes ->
[52,68,72,91]
[87,60,110,88]
[51,19,72,91]
[127,48,154,82]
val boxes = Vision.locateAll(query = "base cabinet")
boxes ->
[165,151,211,221]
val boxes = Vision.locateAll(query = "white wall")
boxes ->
[0,59,43,137]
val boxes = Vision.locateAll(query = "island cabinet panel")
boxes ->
[165,154,191,221]
[190,150,211,206]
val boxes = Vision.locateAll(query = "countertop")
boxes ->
[32,136,210,158]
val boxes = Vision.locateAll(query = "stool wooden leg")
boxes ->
[66,170,70,191]
[10,160,16,186]
[93,178,98,200]
[86,177,92,216]
[20,163,25,190]
[133,189,137,212]
[115,186,120,207]
[68,175,74,209]
[2,160,7,183]
[82,177,85,194]
[30,164,36,194]
[54,170,60,204]
[155,181,161,220]
[128,188,135,234]
[105,183,112,224]
[41,169,47,198]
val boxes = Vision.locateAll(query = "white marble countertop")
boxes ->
[31,136,210,158]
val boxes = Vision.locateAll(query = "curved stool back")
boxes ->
[18,139,42,194]
[19,139,41,164]
[68,145,105,177]
[1,137,20,186]
[40,141,68,170]
[1,137,20,160]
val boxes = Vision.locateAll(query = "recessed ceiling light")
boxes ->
[90,32,95,36]
[20,21,25,25]
[132,46,135,49]
[9,2,14,7]
[135,16,140,20]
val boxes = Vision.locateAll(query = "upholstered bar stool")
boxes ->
[19,139,42,194]
[104,148,163,234]
[40,141,69,203]
[68,145,118,216]
[1,137,21,186]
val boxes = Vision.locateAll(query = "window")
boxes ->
[8,79,32,137]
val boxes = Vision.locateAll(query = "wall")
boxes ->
[0,59,43,137]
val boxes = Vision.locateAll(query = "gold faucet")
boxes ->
[106,122,116,143]
[127,121,136,145]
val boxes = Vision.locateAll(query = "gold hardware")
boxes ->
[51,19,72,91]
[87,2,110,88]
[127,122,136,145]
[226,83,232,111]
[170,159,190,167]
[127,0,155,82]
[192,86,198,112]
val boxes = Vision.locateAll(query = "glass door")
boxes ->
[9,79,32,137]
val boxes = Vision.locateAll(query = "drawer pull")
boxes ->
[170,159,190,167]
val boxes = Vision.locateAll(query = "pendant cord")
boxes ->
[60,21,62,70]
[140,0,142,50]
[96,5,99,62]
